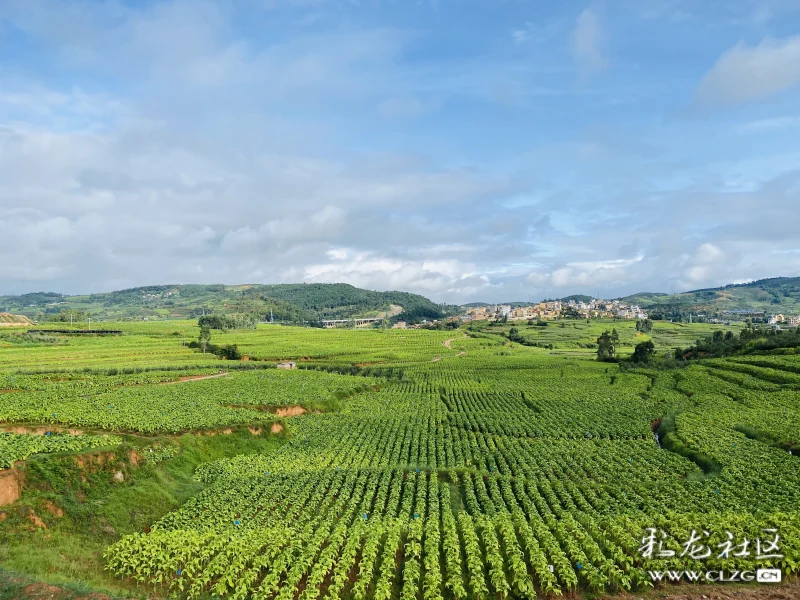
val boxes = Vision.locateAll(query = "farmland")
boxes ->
[0,319,798,599]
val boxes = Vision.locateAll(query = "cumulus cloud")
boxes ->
[693,35,800,109]
[571,9,609,77]
[526,257,644,289]
[1,0,799,303]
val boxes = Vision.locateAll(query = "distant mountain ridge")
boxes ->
[0,283,454,324]
[620,277,800,315]
[3,276,799,323]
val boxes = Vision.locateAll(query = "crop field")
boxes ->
[1,320,799,599]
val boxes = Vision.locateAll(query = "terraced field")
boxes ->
[0,321,798,599]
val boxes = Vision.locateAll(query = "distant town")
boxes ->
[391,298,800,330]
[463,298,648,322]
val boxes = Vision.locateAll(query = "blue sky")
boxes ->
[1,0,800,302]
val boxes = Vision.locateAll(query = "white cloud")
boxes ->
[512,28,530,44]
[735,115,800,134]
[571,9,608,77]
[694,35,800,109]
[526,256,643,289]
[684,265,709,283]
[695,243,725,264]
[2,0,800,304]
[304,249,479,295]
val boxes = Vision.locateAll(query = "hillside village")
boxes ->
[463,298,649,322]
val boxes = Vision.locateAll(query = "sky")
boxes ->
[1,0,800,303]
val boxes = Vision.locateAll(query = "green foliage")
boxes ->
[197,325,211,353]
[630,340,656,364]
[561,305,581,319]
[2,321,800,599]
[678,324,800,359]
[46,308,91,323]
[596,329,620,361]
[198,314,256,330]
[1,283,455,324]
[622,276,800,316]
[0,433,121,468]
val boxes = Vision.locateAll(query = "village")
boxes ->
[768,313,800,327]
[462,298,649,322]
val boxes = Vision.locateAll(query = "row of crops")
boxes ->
[0,321,458,372]
[0,432,121,468]
[3,323,799,597]
[0,370,380,433]
[103,346,800,598]
[106,467,800,599]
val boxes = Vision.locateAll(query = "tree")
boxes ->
[49,308,88,323]
[635,319,652,333]
[596,329,619,362]
[560,306,581,319]
[199,326,212,353]
[216,344,241,360]
[631,340,656,364]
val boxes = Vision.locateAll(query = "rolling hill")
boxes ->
[621,277,800,315]
[0,283,454,324]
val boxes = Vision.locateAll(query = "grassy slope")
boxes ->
[0,283,447,323]
[0,430,284,599]
[622,277,800,314]
[0,319,775,598]
[473,318,740,357]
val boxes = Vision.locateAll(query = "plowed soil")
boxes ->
[607,580,799,599]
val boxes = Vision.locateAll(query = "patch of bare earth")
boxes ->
[443,338,454,349]
[18,582,113,600]
[73,451,117,471]
[607,580,800,600]
[271,423,284,434]
[26,509,47,529]
[0,468,22,506]
[158,371,228,385]
[0,426,83,435]
[161,372,229,384]
[41,500,64,517]
[275,405,307,417]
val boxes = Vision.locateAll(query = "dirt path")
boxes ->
[431,356,442,362]
[607,580,800,599]
[456,351,466,357]
[443,338,454,349]
[161,372,229,384]
[0,426,84,435]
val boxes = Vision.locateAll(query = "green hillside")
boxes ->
[621,277,800,316]
[0,283,452,324]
